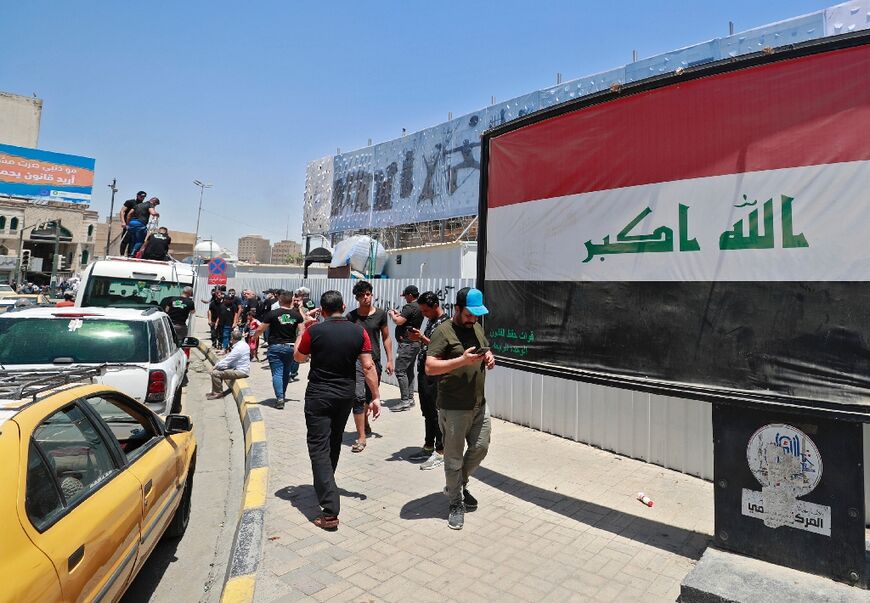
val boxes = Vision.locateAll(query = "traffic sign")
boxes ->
[207,256,227,285]
[208,257,227,275]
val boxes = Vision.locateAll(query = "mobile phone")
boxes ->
[472,347,490,355]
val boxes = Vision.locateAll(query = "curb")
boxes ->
[197,342,267,603]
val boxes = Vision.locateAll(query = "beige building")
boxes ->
[94,219,196,260]
[0,92,42,148]
[237,234,271,263]
[270,239,302,264]
[0,197,99,283]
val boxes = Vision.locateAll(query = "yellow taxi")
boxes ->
[0,369,196,602]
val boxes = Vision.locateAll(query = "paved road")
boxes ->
[121,351,244,603]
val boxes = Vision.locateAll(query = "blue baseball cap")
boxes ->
[457,287,488,316]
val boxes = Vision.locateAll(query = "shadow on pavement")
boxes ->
[399,491,447,520]
[275,485,368,521]
[384,446,424,462]
[119,536,181,603]
[474,467,710,559]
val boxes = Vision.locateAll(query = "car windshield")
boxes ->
[0,285,15,294]
[80,276,187,308]
[0,318,150,364]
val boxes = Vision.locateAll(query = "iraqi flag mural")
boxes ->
[480,34,870,417]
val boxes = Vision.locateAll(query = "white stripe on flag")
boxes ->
[486,160,870,282]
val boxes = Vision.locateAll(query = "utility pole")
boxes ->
[50,220,61,296]
[105,178,118,257]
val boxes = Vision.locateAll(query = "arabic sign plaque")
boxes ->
[741,424,829,537]
[712,404,866,586]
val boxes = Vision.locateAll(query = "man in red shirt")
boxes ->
[295,290,381,530]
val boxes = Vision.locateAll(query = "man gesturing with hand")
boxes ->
[294,290,381,531]
[425,287,495,530]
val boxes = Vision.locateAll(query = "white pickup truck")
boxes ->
[0,307,196,415]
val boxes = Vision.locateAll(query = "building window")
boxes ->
[81,250,89,265]
[0,216,5,230]
[9,217,18,231]
[87,225,94,238]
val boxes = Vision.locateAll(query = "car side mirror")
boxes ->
[181,336,200,348]
[165,414,193,435]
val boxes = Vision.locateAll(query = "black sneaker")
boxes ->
[275,398,285,409]
[463,487,478,511]
[409,447,434,461]
[448,503,465,530]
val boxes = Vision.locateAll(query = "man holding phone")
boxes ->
[425,287,495,530]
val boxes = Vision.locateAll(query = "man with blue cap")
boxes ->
[425,287,496,530]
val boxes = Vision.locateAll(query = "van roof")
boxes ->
[88,257,195,280]
[0,306,163,321]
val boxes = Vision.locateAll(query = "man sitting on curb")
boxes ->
[207,330,250,400]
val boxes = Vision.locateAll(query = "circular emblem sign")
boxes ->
[746,423,822,497]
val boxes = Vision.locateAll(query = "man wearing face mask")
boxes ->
[425,287,495,530]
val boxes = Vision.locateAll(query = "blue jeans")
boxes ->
[267,343,298,400]
[127,220,147,255]
[222,325,232,349]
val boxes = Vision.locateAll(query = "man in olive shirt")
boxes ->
[425,287,495,530]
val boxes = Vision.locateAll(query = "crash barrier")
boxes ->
[197,343,266,603]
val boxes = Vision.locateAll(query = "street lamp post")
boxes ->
[192,179,213,253]
[105,178,118,257]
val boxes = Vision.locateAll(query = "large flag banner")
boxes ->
[0,143,95,205]
[481,35,870,416]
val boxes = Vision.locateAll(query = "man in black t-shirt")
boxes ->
[161,286,195,341]
[346,281,394,452]
[216,295,238,351]
[119,190,146,256]
[207,290,224,349]
[388,284,424,411]
[294,290,381,530]
[128,197,160,256]
[407,291,450,468]
[141,227,172,260]
[255,290,303,408]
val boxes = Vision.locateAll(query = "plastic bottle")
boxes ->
[637,492,654,507]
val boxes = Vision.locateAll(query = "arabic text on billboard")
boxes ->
[0,143,95,205]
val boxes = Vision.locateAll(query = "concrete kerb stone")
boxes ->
[197,342,268,603]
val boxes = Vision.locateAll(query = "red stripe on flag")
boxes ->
[488,44,870,208]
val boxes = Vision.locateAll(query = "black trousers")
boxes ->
[118,228,132,256]
[304,396,354,516]
[417,358,442,450]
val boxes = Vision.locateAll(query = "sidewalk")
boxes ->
[242,353,713,602]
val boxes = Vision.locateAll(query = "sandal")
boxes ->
[351,440,366,453]
[314,514,339,530]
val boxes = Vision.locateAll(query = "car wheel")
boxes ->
[164,461,194,540]
[171,388,182,413]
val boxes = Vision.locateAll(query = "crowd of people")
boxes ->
[205,282,496,531]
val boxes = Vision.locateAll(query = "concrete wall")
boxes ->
[384,242,477,279]
[0,92,42,148]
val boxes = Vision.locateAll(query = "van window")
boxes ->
[80,276,187,308]
[0,318,150,364]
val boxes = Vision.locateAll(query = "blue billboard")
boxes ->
[0,143,95,205]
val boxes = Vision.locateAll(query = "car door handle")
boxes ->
[68,545,85,572]
[143,479,153,506]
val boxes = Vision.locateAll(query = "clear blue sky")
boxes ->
[1,1,832,249]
